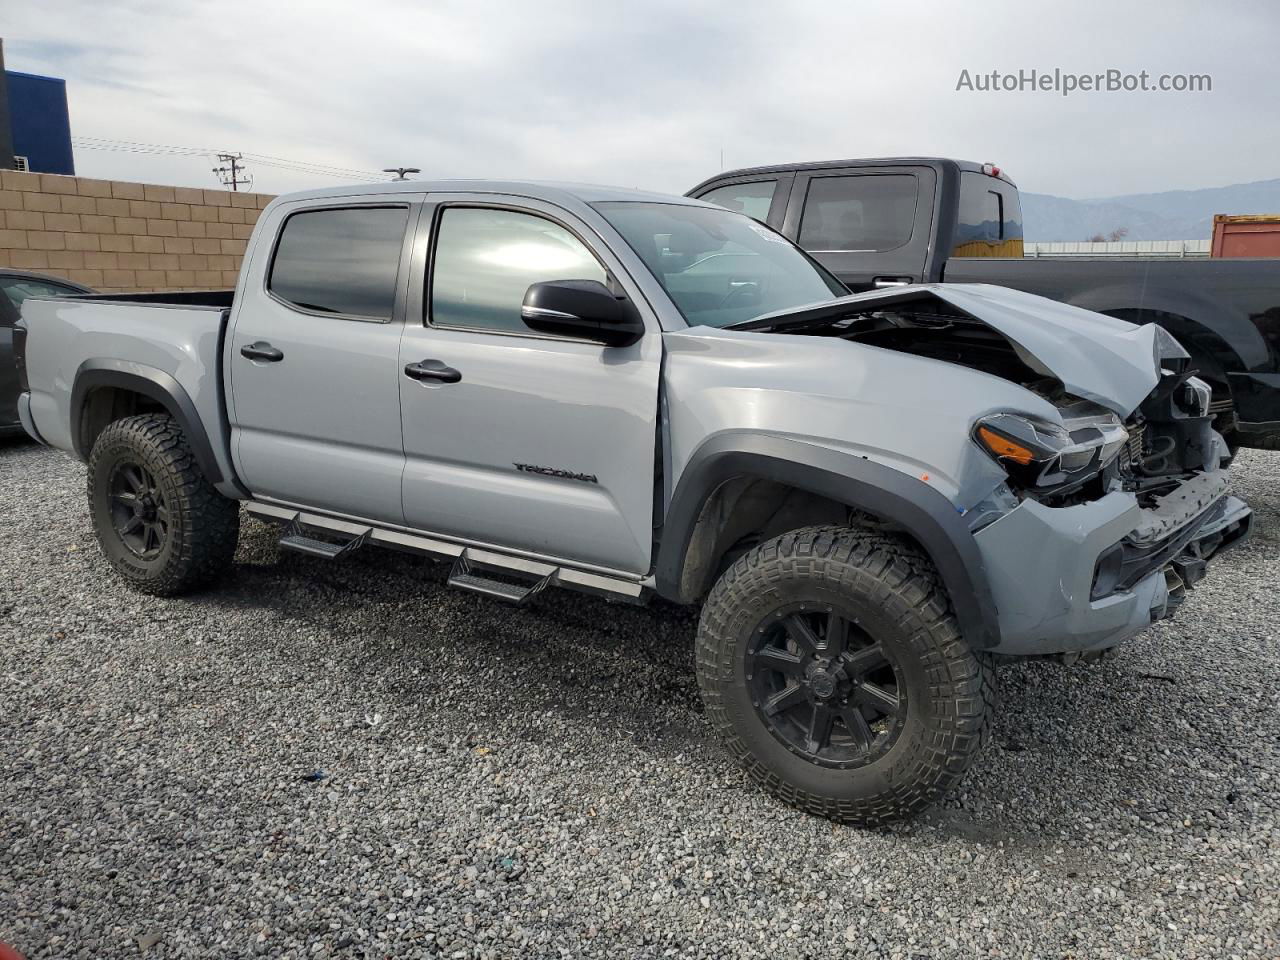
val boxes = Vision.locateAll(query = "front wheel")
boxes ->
[87,414,240,595]
[695,525,993,825]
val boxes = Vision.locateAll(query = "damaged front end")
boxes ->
[737,282,1252,654]
[957,327,1251,630]
[1086,371,1251,612]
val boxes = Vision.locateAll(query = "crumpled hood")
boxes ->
[739,282,1189,416]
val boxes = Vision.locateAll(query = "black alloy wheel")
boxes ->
[107,460,171,559]
[746,602,905,768]
[87,414,239,595]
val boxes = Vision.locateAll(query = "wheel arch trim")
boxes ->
[70,359,226,485]
[654,433,1001,649]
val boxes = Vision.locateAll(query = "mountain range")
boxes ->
[1021,178,1280,243]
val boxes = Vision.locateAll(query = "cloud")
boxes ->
[5,0,1278,198]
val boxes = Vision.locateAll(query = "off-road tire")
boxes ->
[696,525,994,826]
[87,414,239,595]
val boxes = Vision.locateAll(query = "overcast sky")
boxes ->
[6,0,1277,199]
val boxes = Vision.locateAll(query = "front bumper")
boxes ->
[975,480,1251,656]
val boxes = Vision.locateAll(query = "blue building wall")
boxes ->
[6,71,74,175]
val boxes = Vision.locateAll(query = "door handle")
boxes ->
[872,277,913,288]
[404,359,462,384]
[240,341,284,362]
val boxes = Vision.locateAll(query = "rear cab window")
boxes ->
[952,172,1024,257]
[268,206,409,319]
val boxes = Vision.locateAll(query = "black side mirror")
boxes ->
[521,280,645,348]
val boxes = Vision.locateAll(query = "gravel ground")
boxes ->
[1,437,1276,960]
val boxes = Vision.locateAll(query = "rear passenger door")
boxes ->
[396,196,662,575]
[782,166,936,291]
[227,196,419,524]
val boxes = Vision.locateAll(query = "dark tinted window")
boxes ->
[953,173,1024,256]
[431,207,607,334]
[798,175,917,252]
[269,206,408,318]
[699,180,777,222]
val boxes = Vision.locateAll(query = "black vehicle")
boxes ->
[688,159,1280,449]
[0,270,92,434]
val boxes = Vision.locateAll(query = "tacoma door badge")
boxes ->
[513,463,599,484]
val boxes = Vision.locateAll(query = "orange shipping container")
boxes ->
[1211,214,1280,258]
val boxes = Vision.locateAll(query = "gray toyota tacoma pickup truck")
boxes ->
[16,180,1251,825]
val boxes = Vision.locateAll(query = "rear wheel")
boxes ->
[87,414,239,595]
[696,525,993,825]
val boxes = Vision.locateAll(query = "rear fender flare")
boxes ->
[70,359,226,485]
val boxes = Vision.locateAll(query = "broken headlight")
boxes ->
[974,408,1128,488]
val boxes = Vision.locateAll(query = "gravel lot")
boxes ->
[1,436,1276,959]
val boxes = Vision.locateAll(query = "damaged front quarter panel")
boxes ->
[661,324,1062,516]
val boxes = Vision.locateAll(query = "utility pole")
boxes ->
[213,152,251,191]
[383,167,420,181]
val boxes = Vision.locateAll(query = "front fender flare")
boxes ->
[70,358,228,486]
[654,433,1001,649]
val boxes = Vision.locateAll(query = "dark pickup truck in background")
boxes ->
[688,158,1280,449]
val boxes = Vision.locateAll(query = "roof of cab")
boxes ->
[268,179,714,210]
[686,158,1016,193]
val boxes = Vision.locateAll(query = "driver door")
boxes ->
[397,196,662,575]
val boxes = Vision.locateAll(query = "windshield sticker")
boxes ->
[746,220,789,244]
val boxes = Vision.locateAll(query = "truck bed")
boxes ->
[18,293,239,493]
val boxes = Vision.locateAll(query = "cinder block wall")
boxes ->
[0,170,275,293]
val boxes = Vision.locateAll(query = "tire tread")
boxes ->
[87,414,239,595]
[695,524,995,825]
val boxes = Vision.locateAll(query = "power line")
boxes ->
[73,136,383,178]
[70,136,389,183]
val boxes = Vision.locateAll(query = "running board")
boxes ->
[279,514,370,560]
[245,501,644,603]
[448,555,551,606]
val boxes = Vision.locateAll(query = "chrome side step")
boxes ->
[448,554,552,606]
[245,501,644,604]
[279,514,370,560]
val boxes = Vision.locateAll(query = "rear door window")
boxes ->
[698,180,777,222]
[268,206,409,319]
[798,175,918,252]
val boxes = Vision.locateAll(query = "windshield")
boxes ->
[594,202,847,328]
